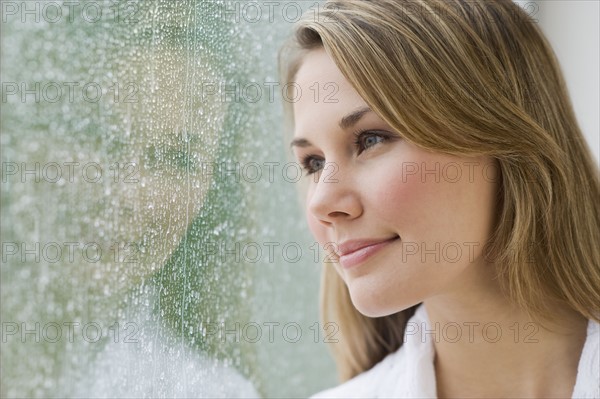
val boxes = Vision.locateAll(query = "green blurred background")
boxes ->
[0,0,336,397]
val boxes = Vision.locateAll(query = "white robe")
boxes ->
[311,304,600,398]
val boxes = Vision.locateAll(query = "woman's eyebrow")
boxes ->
[290,106,373,148]
[290,137,312,148]
[339,106,372,129]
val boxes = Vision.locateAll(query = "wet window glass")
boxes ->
[1,0,336,397]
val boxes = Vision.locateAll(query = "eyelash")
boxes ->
[300,130,391,176]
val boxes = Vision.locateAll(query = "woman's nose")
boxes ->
[307,163,362,226]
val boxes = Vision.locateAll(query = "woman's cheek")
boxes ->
[370,159,429,234]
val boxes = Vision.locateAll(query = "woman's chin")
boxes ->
[348,288,416,318]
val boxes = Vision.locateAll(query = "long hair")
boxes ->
[279,0,600,382]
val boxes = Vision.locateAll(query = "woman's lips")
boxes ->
[337,236,400,270]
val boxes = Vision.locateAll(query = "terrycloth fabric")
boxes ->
[311,304,600,398]
[572,315,600,398]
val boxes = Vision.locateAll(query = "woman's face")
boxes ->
[291,48,500,317]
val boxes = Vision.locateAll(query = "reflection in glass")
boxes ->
[1,0,335,397]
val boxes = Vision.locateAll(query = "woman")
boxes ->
[279,0,599,397]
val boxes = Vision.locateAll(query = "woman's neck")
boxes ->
[423,263,589,398]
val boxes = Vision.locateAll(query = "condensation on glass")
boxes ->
[1,0,335,397]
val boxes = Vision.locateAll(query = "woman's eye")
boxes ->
[355,131,388,154]
[300,156,325,175]
[363,135,384,148]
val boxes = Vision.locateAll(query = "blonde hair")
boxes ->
[279,0,600,382]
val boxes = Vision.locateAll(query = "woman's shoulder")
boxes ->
[310,304,435,398]
[309,347,407,399]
